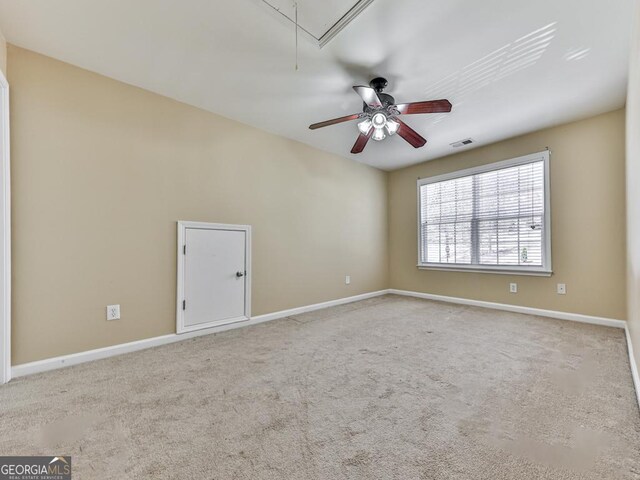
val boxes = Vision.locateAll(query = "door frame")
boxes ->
[176,221,251,334]
[0,70,10,385]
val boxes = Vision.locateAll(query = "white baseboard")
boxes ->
[389,289,626,329]
[625,325,640,410]
[11,290,389,379]
[248,289,387,322]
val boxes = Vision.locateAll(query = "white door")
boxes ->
[177,222,251,333]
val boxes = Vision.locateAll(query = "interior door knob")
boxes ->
[236,271,245,278]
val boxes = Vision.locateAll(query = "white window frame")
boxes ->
[416,150,552,276]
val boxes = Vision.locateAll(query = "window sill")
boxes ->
[417,264,553,277]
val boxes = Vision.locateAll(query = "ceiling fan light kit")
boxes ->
[309,77,452,154]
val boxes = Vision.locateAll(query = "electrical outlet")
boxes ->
[106,304,120,321]
[510,283,518,293]
[345,275,351,285]
[557,283,567,295]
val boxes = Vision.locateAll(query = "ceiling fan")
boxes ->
[309,77,452,154]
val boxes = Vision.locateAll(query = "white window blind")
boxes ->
[418,151,551,274]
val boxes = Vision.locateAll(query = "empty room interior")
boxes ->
[0,0,639,478]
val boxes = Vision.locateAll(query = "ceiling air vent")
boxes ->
[450,138,474,148]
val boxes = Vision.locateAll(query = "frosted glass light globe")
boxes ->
[371,113,387,129]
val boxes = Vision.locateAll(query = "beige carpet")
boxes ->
[1,295,639,479]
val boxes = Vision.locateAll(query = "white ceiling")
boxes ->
[0,0,633,170]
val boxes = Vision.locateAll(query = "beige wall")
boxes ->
[0,28,6,76]
[389,109,627,320]
[627,2,640,372]
[8,46,389,364]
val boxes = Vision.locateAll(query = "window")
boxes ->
[417,151,551,275]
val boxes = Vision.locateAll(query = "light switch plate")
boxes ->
[106,304,120,321]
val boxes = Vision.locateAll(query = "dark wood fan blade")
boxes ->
[396,118,427,148]
[351,129,373,154]
[309,113,361,130]
[353,86,383,108]
[395,99,452,115]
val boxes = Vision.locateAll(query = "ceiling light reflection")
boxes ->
[564,47,591,62]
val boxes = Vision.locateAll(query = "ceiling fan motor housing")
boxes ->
[363,93,395,113]
[364,78,395,111]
